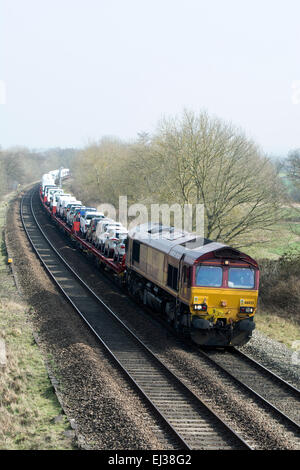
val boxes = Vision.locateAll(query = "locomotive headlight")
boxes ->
[194,304,207,311]
[240,307,254,314]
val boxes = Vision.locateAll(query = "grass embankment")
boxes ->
[255,311,300,348]
[246,220,300,260]
[0,193,74,450]
[239,207,300,348]
[256,253,300,349]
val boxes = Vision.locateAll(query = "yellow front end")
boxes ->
[190,287,258,323]
[188,287,258,346]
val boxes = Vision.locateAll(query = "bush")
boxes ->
[259,251,300,320]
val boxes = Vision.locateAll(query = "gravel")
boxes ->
[7,188,300,450]
[241,330,300,390]
[5,191,173,450]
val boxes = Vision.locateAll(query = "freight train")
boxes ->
[39,171,259,347]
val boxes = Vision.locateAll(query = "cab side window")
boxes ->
[167,264,178,291]
[132,240,140,264]
[182,265,191,287]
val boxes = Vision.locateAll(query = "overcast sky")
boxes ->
[1,0,300,155]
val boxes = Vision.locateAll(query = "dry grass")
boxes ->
[255,252,300,348]
[255,309,300,348]
[245,221,300,260]
[0,195,74,450]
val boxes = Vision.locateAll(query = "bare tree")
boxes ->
[149,110,283,246]
[70,111,285,248]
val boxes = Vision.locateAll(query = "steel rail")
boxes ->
[37,186,300,443]
[20,187,252,450]
[195,347,300,435]
[232,347,300,395]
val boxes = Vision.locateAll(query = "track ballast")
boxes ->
[21,186,252,450]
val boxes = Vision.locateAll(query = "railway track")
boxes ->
[23,186,300,448]
[20,187,251,450]
[197,347,300,429]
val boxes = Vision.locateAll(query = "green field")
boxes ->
[245,210,300,260]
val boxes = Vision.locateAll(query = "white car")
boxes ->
[66,204,83,225]
[103,228,128,257]
[63,200,82,221]
[47,188,63,206]
[51,191,68,213]
[113,236,127,262]
[48,188,64,208]
[45,186,60,204]
[58,196,77,218]
[55,194,71,215]
[86,216,105,243]
[42,184,57,198]
[80,210,102,237]
[94,218,115,249]
[96,222,124,252]
[42,174,56,192]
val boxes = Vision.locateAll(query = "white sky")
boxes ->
[1,0,300,155]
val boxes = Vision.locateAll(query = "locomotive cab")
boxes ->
[185,248,259,346]
[126,223,259,347]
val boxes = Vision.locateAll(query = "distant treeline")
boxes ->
[0,147,78,199]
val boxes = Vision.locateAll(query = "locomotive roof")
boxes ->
[128,223,227,261]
